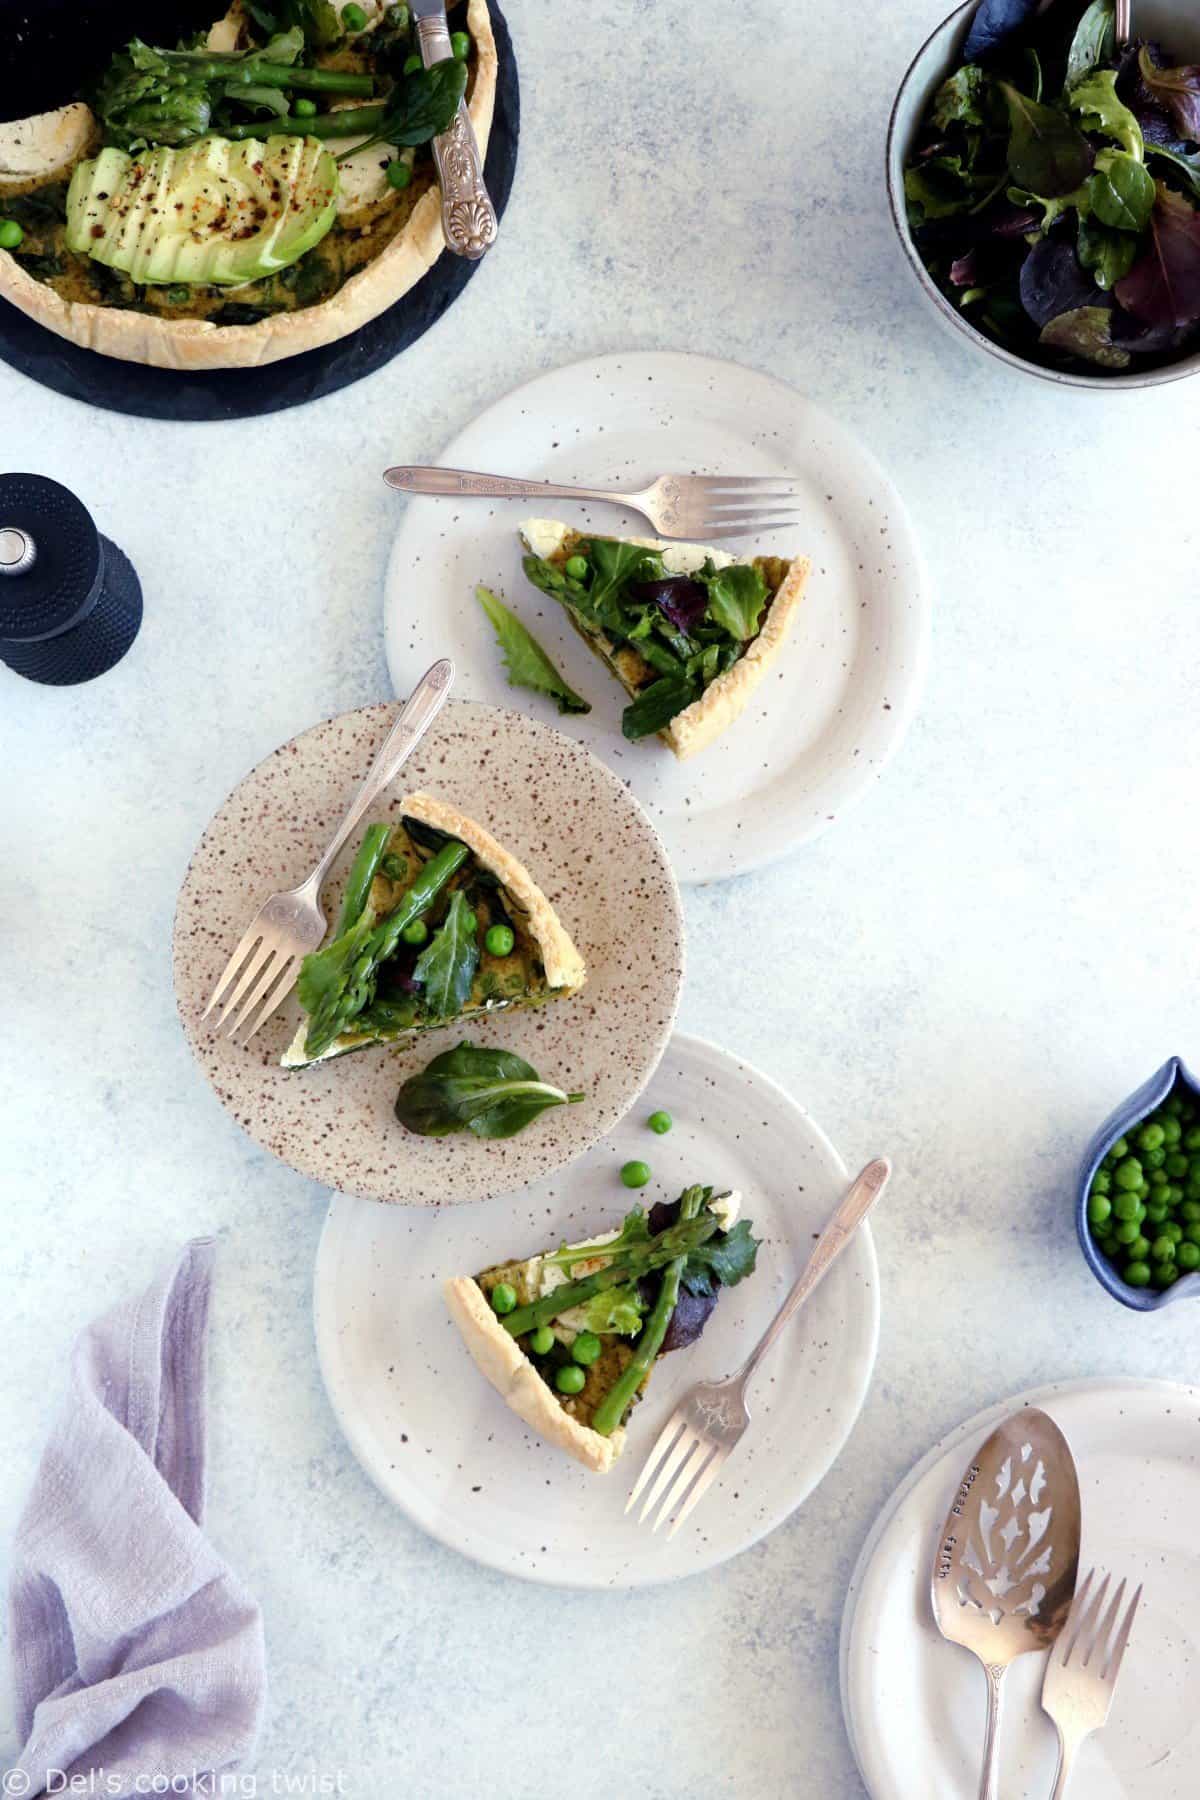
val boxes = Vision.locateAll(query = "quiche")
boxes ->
[519,520,811,760]
[283,791,585,1068]
[0,0,497,371]
[445,1186,759,1473]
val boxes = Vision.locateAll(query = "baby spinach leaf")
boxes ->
[1086,148,1156,229]
[1019,234,1103,323]
[1065,0,1115,86]
[932,64,991,129]
[1068,69,1143,157]
[1115,179,1200,326]
[475,585,590,716]
[621,674,698,742]
[1077,215,1138,286]
[1001,82,1095,195]
[394,1042,584,1139]
[412,890,479,1019]
[1136,45,1200,145]
[702,563,769,641]
[963,0,1038,62]
[1039,303,1131,363]
[587,538,664,621]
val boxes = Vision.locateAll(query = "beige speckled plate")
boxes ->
[173,699,684,1204]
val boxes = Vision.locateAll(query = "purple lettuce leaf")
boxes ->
[1115,181,1200,327]
[1135,44,1200,145]
[1018,236,1104,326]
[627,575,709,635]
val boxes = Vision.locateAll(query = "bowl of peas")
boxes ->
[1078,1057,1200,1310]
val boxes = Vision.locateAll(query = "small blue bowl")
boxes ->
[1077,1057,1200,1311]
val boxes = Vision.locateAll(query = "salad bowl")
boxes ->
[886,0,1200,389]
[1076,1055,1200,1310]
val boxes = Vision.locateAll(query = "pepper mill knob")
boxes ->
[0,473,142,686]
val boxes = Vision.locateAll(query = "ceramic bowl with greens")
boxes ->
[887,0,1200,385]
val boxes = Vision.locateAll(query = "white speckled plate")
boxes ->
[383,350,928,884]
[173,699,683,1205]
[840,1378,1200,1799]
[313,1031,881,1587]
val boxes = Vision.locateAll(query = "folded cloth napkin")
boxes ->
[8,1239,266,1797]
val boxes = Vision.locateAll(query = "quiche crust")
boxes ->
[0,0,497,371]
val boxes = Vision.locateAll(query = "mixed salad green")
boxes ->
[475,585,590,717]
[903,0,1200,371]
[479,1186,760,1436]
[394,1042,584,1138]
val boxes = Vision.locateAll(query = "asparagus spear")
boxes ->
[336,824,393,936]
[500,1206,720,1339]
[591,1186,707,1438]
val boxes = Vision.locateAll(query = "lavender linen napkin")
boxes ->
[8,1239,266,1797]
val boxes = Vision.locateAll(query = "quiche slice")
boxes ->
[282,791,585,1068]
[518,520,811,760]
[445,1186,759,1473]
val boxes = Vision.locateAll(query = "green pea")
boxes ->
[1143,1203,1168,1225]
[0,220,24,250]
[1138,1121,1165,1152]
[1144,1147,1167,1171]
[1151,1235,1176,1263]
[401,918,428,945]
[386,159,412,189]
[555,1363,586,1395]
[1155,1265,1179,1289]
[450,28,471,57]
[1137,1181,1151,1200]
[1181,1201,1200,1222]
[403,50,422,72]
[572,1331,602,1366]
[1166,1152,1189,1178]
[564,554,589,580]
[1111,1136,1129,1159]
[1163,1096,1185,1117]
[342,2,368,27]
[1114,1219,1142,1244]
[1112,1191,1142,1222]
[1185,1222,1200,1246]
[647,1110,673,1135]
[1178,1241,1200,1271]
[1087,1193,1112,1225]
[1113,1157,1143,1191]
[529,1325,555,1355]
[1091,1168,1111,1194]
[1124,1261,1151,1287]
[490,1282,516,1315]
[1185,1127,1200,1150]
[1124,1234,1151,1262]
[1165,1185,1184,1206]
[484,923,515,956]
[1162,1117,1183,1145]
[1164,1220,1183,1243]
[1149,1168,1169,1187]
[293,96,318,115]
[620,1160,651,1189]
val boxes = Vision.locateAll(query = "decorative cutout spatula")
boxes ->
[930,1407,1081,1800]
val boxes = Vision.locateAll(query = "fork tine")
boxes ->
[202,927,263,1020]
[1086,1578,1126,1671]
[237,953,296,1044]
[697,497,804,514]
[223,946,281,1040]
[211,940,273,1031]
[651,1438,712,1534]
[1102,1583,1142,1683]
[695,518,801,541]
[1056,1567,1095,1666]
[1066,1571,1110,1668]
[625,1410,684,1513]
[666,1447,727,1540]
[637,1421,698,1524]
[689,476,803,492]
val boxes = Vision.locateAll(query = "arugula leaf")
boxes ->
[1115,179,1200,326]
[1077,215,1138,287]
[1068,70,1143,158]
[702,563,769,641]
[621,674,698,742]
[932,64,991,130]
[413,890,479,1019]
[394,1043,584,1139]
[1086,147,1156,229]
[475,585,590,715]
[681,1219,762,1297]
[1065,0,1116,86]
[1000,82,1095,197]
[1039,303,1131,364]
[1136,45,1200,146]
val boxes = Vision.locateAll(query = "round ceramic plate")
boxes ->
[840,1378,1200,1799]
[313,1031,880,1587]
[174,699,683,1204]
[382,350,928,884]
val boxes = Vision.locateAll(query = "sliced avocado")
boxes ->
[65,137,338,287]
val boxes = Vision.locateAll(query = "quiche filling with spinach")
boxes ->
[0,2,478,326]
[283,802,585,1067]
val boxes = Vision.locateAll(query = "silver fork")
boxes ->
[382,465,802,542]
[625,1157,892,1538]
[202,659,454,1044]
[1041,1568,1142,1800]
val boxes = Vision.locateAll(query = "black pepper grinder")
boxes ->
[0,473,142,685]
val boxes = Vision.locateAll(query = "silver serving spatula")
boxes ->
[931,1407,1081,1800]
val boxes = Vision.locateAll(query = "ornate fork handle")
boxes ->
[415,13,497,260]
[734,1157,891,1389]
[384,465,634,505]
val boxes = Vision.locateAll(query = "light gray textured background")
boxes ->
[3,0,1200,1793]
